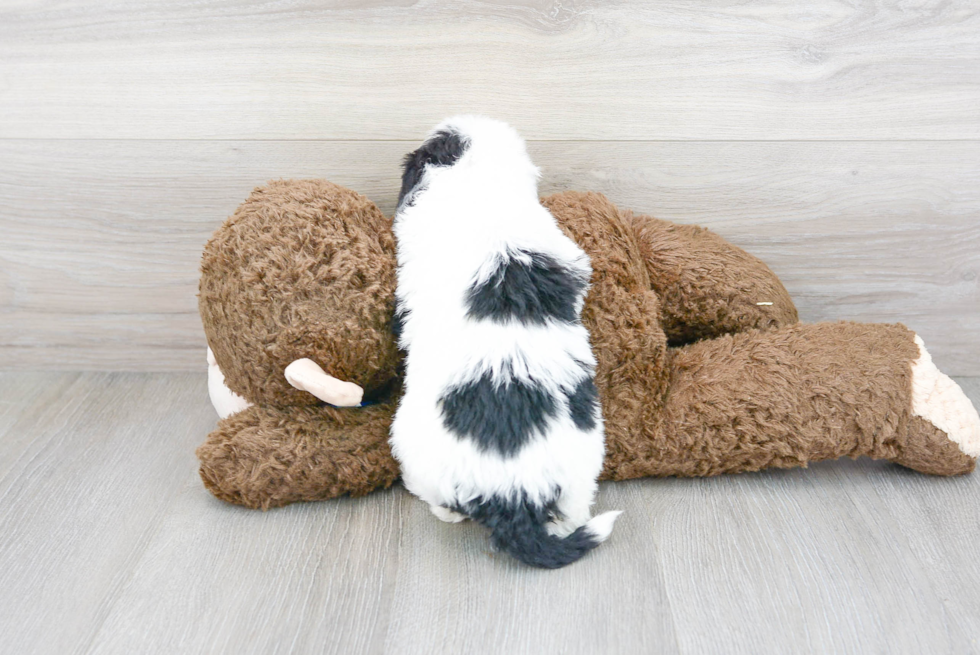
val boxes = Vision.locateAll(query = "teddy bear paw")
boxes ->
[911,336,980,458]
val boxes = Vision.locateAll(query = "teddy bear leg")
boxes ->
[542,479,599,538]
[631,322,977,478]
[196,402,400,509]
[625,211,799,345]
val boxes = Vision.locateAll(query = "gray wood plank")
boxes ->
[1,1,978,140]
[0,372,72,438]
[381,481,679,655]
[0,372,216,655]
[379,467,980,655]
[0,374,978,654]
[85,487,404,655]
[654,464,977,654]
[2,139,978,374]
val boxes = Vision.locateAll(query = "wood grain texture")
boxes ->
[0,372,215,655]
[0,373,978,654]
[86,484,404,655]
[1,0,978,140]
[1,139,977,373]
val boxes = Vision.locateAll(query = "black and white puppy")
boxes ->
[390,115,620,569]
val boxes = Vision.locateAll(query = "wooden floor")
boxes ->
[1,372,978,654]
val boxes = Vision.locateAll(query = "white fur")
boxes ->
[389,116,616,537]
[430,505,468,523]
[584,510,622,541]
[911,335,980,458]
[207,347,252,419]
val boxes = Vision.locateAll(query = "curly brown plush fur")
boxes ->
[199,180,401,407]
[197,181,974,510]
[616,321,973,479]
[197,400,400,507]
[624,209,799,344]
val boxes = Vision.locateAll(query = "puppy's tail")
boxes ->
[466,497,621,569]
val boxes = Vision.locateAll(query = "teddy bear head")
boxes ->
[199,179,401,407]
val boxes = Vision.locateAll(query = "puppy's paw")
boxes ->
[430,505,468,523]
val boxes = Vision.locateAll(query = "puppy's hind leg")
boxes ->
[546,483,596,537]
[430,504,468,523]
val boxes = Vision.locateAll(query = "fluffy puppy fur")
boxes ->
[389,116,621,569]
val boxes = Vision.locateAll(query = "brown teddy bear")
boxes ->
[197,179,980,510]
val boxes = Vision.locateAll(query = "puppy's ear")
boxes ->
[397,129,468,208]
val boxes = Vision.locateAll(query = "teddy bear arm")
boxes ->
[642,322,976,477]
[197,401,400,509]
[625,212,798,346]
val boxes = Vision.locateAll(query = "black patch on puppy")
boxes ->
[455,493,603,569]
[564,377,599,431]
[397,129,468,208]
[439,370,558,457]
[391,302,410,342]
[360,376,400,405]
[465,250,587,325]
